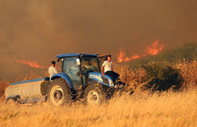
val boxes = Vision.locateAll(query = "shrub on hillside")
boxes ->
[142,62,183,91]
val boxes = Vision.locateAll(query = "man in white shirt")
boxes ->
[101,55,119,82]
[48,61,57,79]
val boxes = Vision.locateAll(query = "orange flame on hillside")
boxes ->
[16,60,45,69]
[118,51,144,63]
[146,40,164,55]
[118,40,164,63]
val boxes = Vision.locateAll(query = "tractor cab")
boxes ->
[57,54,103,90]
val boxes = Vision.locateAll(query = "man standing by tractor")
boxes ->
[48,61,57,79]
[101,55,119,82]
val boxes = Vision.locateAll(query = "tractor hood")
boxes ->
[88,72,114,87]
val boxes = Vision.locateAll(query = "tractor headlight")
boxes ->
[109,79,114,87]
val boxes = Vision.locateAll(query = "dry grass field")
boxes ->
[0,90,197,127]
[0,61,197,127]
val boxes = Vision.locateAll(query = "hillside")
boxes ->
[126,42,197,68]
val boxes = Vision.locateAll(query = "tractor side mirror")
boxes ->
[57,58,64,62]
[76,59,80,66]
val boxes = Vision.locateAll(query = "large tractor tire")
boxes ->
[84,84,106,105]
[49,79,72,106]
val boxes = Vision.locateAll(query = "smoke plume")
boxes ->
[0,0,197,79]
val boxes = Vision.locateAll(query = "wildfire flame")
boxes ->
[118,51,143,63]
[146,40,164,55]
[16,60,45,69]
[118,40,164,63]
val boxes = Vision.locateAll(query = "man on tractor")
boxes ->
[101,55,119,82]
[48,61,57,79]
[81,60,97,85]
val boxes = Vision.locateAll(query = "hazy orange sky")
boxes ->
[0,0,197,79]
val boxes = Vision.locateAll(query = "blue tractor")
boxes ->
[5,54,125,105]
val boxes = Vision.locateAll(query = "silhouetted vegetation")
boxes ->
[142,62,183,91]
[158,42,197,63]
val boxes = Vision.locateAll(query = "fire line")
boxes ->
[16,60,45,69]
[118,40,164,63]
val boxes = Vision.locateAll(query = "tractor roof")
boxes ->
[57,54,99,59]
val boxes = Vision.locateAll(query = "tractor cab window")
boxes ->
[80,57,100,85]
[80,57,100,73]
[63,57,81,90]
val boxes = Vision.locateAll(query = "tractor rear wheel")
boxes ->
[84,84,106,105]
[49,79,72,106]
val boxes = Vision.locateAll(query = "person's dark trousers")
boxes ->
[105,71,119,82]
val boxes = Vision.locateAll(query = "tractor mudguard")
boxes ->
[88,72,114,87]
[51,72,74,89]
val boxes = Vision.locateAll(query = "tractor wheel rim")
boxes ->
[51,86,64,105]
[87,90,99,104]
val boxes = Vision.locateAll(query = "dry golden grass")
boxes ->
[114,65,148,93]
[176,60,197,89]
[1,61,197,127]
[0,90,197,127]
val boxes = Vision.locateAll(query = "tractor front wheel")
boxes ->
[84,84,106,105]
